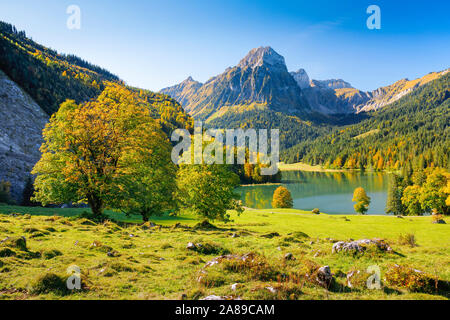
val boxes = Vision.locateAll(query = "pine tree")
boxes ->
[385,174,404,215]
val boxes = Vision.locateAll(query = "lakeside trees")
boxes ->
[385,167,450,216]
[272,186,293,209]
[352,187,371,215]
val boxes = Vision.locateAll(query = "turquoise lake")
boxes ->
[236,171,389,215]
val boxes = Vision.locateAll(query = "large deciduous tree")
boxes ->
[32,83,175,218]
[176,164,241,222]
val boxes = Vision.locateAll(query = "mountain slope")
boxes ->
[0,21,118,115]
[283,72,450,171]
[0,69,48,201]
[357,69,449,113]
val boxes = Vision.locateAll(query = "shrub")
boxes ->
[222,253,279,281]
[250,282,303,300]
[43,249,63,260]
[312,208,320,214]
[0,180,12,204]
[193,242,229,255]
[346,269,372,289]
[272,186,293,208]
[193,220,218,231]
[431,213,445,224]
[398,233,417,247]
[0,248,16,257]
[30,273,69,295]
[384,265,436,293]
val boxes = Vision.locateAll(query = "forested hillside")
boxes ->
[207,109,332,150]
[282,73,450,172]
[0,21,118,115]
[0,21,193,134]
[0,21,194,202]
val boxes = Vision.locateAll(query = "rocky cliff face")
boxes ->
[0,69,48,201]
[290,69,310,89]
[310,79,353,89]
[161,46,310,121]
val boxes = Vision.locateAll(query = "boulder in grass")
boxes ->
[316,266,333,288]
[201,295,241,300]
[332,238,392,254]
[284,252,294,261]
[186,242,196,250]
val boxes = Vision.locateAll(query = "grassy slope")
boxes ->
[0,206,448,300]
[278,162,346,172]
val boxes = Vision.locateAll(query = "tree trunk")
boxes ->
[87,194,103,216]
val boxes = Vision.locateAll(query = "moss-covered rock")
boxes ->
[30,273,69,295]
[0,236,27,251]
[43,249,63,260]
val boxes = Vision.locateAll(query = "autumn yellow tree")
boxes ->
[272,186,293,208]
[32,83,175,218]
[352,187,371,215]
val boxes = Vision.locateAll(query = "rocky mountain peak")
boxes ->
[290,69,310,89]
[237,46,287,70]
[184,76,195,82]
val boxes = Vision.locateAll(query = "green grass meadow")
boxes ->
[0,205,448,300]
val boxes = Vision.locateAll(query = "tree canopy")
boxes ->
[32,83,175,217]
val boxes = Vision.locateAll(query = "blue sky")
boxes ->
[1,0,449,91]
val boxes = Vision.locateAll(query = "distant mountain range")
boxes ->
[161,46,448,119]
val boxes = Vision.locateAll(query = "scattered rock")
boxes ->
[266,286,277,294]
[332,238,392,254]
[346,270,360,288]
[284,252,294,260]
[201,295,241,300]
[231,283,239,291]
[204,253,257,268]
[230,233,239,238]
[432,219,446,224]
[316,266,333,288]
[186,242,196,250]
[107,250,121,257]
